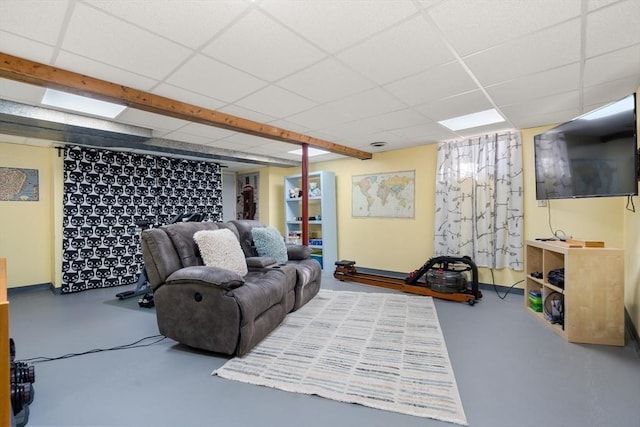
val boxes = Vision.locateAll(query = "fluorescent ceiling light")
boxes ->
[42,89,126,118]
[438,109,505,131]
[288,147,330,157]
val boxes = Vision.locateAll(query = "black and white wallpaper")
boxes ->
[61,146,222,293]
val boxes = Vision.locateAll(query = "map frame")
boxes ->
[351,170,415,219]
[0,167,40,201]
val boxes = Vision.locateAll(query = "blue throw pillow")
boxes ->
[251,227,288,264]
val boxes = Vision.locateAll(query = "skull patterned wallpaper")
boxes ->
[62,146,223,293]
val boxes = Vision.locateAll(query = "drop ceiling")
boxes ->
[0,0,639,171]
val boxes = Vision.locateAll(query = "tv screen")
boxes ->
[534,93,638,200]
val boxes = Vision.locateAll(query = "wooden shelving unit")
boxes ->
[524,240,624,346]
[1,258,10,426]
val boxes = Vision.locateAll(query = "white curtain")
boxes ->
[433,131,524,270]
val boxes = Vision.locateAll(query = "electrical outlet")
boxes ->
[537,200,548,207]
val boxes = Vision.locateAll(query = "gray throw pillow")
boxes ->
[251,227,288,264]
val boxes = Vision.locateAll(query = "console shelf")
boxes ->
[524,240,624,346]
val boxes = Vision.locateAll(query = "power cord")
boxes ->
[546,200,568,239]
[16,334,167,364]
[489,268,523,299]
[626,195,635,213]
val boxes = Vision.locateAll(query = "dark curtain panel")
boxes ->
[61,146,222,293]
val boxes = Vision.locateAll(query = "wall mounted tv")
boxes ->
[534,93,638,200]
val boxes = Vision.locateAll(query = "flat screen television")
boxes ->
[534,93,638,200]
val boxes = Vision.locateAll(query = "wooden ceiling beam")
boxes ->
[0,52,372,160]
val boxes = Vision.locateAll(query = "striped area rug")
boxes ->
[213,289,467,425]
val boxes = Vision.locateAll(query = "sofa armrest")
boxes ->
[246,256,278,268]
[286,244,312,260]
[165,266,245,290]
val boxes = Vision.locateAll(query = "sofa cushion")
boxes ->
[246,257,277,268]
[193,228,248,276]
[251,227,288,264]
[229,220,264,257]
[163,222,220,267]
[286,244,312,260]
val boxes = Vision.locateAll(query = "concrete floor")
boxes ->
[8,273,640,427]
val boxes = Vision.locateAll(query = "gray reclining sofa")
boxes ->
[141,219,322,356]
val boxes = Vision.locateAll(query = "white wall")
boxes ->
[222,172,236,222]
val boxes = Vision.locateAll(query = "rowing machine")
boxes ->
[334,256,482,305]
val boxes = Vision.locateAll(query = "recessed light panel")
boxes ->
[438,109,505,131]
[288,147,330,157]
[42,89,126,119]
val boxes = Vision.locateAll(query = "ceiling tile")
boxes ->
[463,19,582,86]
[175,123,235,141]
[160,130,214,145]
[0,32,55,64]
[326,88,407,121]
[265,118,312,135]
[453,122,515,139]
[116,109,189,135]
[487,63,581,107]
[355,108,430,131]
[259,0,420,53]
[276,58,375,103]
[505,106,581,130]
[389,122,458,142]
[384,61,478,106]
[416,0,442,9]
[249,141,299,156]
[317,121,385,140]
[85,0,249,49]
[336,15,454,85]
[55,51,159,91]
[588,0,623,11]
[346,129,404,147]
[285,105,351,130]
[61,3,192,80]
[0,0,70,45]
[220,105,278,125]
[234,85,316,118]
[428,0,581,56]
[500,91,581,128]
[201,10,325,82]
[586,0,640,57]
[166,54,267,103]
[582,75,640,106]
[220,134,272,149]
[0,79,46,106]
[584,44,640,87]
[415,90,494,122]
[152,83,226,111]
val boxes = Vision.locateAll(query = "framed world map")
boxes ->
[352,170,415,218]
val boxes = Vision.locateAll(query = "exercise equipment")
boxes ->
[116,212,205,300]
[334,255,482,305]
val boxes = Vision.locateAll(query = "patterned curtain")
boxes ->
[61,146,223,293]
[433,131,524,270]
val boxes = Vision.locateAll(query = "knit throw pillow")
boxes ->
[251,227,288,264]
[193,228,248,276]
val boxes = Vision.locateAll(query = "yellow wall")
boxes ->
[0,141,61,288]
[2,115,638,333]
[306,145,438,274]
[268,126,633,321]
